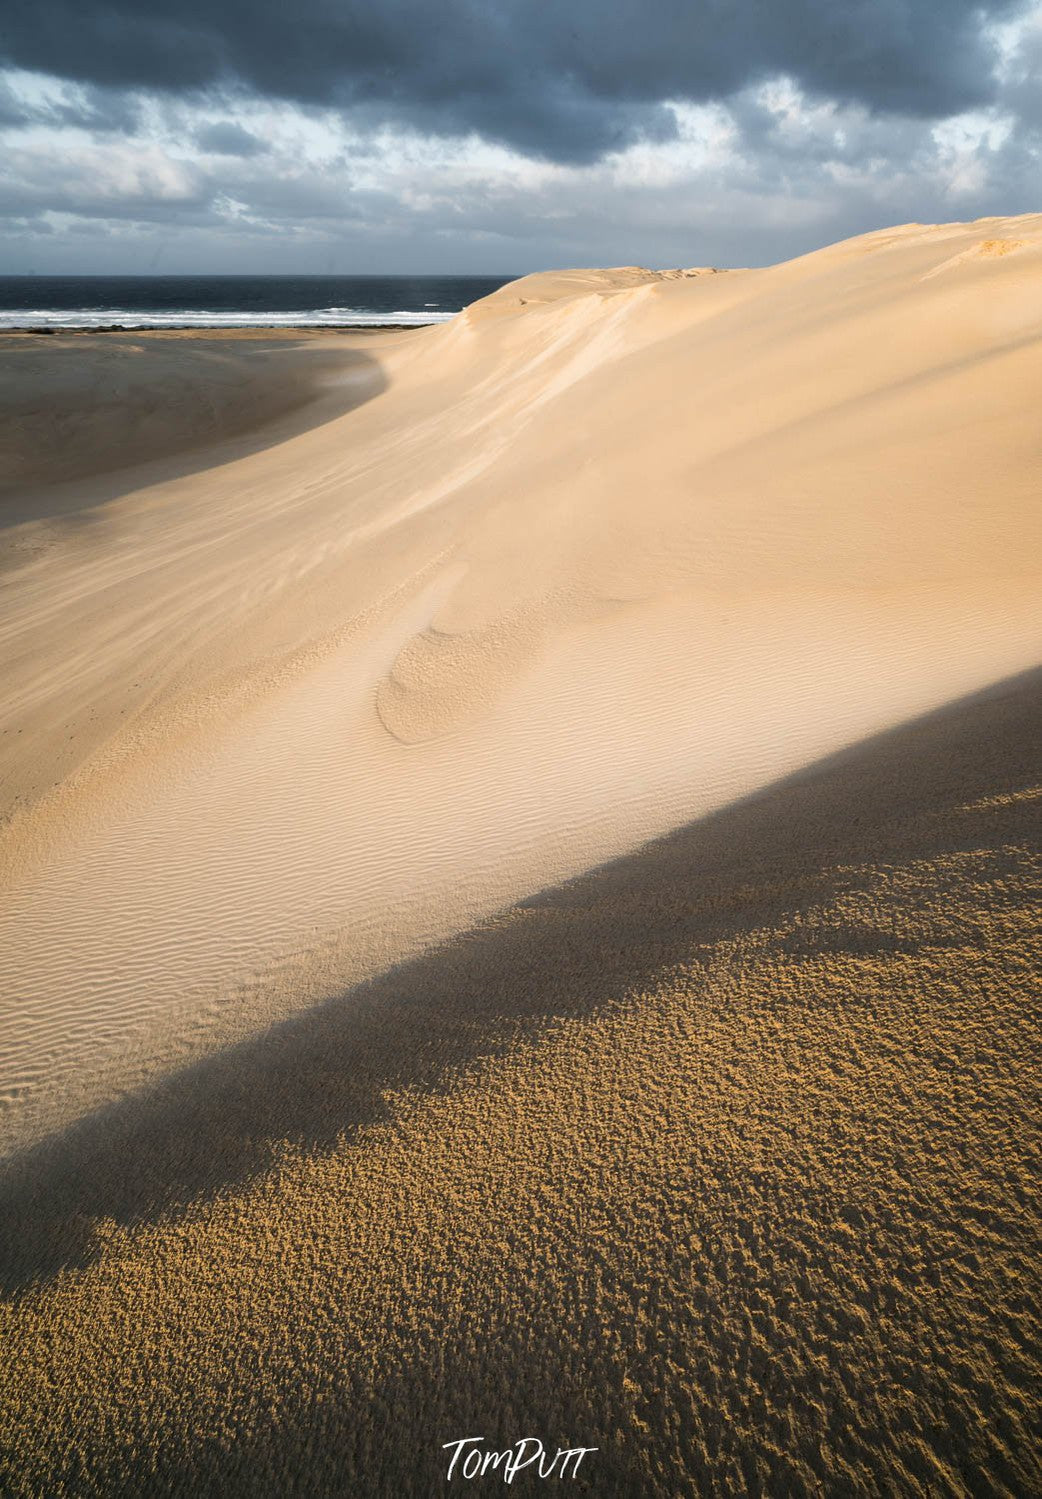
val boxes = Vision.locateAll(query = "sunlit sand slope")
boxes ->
[1,667,1039,1496]
[1,217,1040,1157]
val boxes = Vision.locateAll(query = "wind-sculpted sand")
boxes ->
[0,218,1040,1494]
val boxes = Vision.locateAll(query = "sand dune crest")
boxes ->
[1,213,1040,1158]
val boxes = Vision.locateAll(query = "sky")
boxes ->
[0,0,1040,275]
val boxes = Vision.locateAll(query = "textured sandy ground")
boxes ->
[0,218,1041,1493]
[2,217,1041,1157]
[0,667,1039,1495]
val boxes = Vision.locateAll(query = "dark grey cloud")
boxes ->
[1003,20,1042,127]
[194,120,265,156]
[0,158,210,224]
[0,78,29,128]
[0,0,1027,163]
[47,86,142,134]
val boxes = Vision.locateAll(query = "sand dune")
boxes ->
[2,666,1039,1495]
[0,328,387,510]
[1,214,1040,1151]
[0,217,1040,1493]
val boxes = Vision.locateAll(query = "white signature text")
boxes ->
[443,1436,597,1483]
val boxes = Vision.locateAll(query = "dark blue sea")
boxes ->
[0,275,516,330]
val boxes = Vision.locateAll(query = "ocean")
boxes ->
[0,274,517,331]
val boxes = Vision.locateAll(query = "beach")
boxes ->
[1,217,1040,1494]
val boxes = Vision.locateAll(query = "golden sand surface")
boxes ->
[0,668,1039,1495]
[0,217,1041,1493]
[0,328,391,514]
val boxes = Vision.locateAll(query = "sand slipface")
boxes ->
[0,219,1040,1495]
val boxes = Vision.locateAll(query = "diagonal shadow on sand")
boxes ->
[0,335,389,533]
[0,663,1039,1297]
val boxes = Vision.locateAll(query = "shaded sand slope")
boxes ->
[1,216,1041,1154]
[1,667,1039,1495]
[0,330,387,520]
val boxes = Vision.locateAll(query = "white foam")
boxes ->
[0,306,457,330]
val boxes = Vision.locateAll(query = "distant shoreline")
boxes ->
[0,322,424,337]
[0,271,507,335]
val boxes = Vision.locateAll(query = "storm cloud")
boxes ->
[0,0,1030,162]
[194,121,266,157]
[0,0,1038,273]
